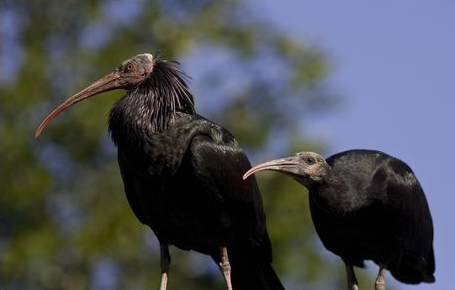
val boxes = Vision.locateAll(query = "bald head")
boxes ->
[243,151,331,187]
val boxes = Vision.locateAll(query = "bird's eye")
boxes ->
[306,157,314,164]
[125,63,135,72]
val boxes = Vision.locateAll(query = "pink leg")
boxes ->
[375,265,387,290]
[219,246,233,290]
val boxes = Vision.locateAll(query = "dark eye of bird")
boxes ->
[306,157,314,164]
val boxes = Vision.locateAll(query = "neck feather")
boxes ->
[108,60,195,146]
[309,171,366,215]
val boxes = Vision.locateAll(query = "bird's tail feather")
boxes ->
[389,247,435,284]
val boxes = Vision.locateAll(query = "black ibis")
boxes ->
[243,149,435,290]
[35,53,284,290]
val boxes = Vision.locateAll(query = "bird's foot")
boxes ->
[219,246,232,290]
[159,243,170,290]
[159,272,168,290]
[375,276,386,290]
[374,266,387,290]
[219,260,232,290]
[346,264,359,290]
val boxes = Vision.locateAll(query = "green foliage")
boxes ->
[1,1,351,289]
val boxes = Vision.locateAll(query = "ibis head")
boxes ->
[35,53,159,137]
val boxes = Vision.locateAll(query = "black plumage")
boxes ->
[244,149,435,290]
[35,53,283,290]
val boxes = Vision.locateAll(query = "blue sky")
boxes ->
[248,1,455,289]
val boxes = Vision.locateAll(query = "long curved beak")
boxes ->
[243,156,301,180]
[34,69,122,138]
